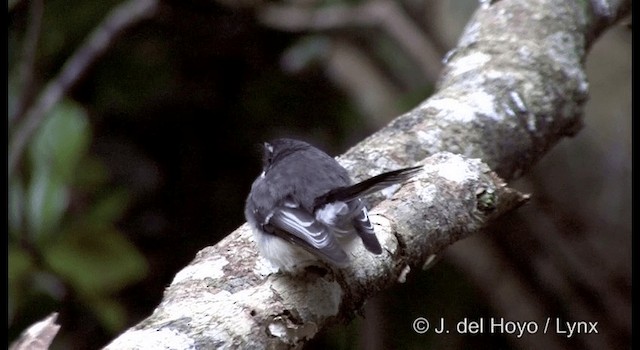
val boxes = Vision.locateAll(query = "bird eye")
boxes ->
[263,142,274,167]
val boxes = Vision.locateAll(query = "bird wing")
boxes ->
[351,204,382,254]
[264,199,349,267]
[316,198,383,255]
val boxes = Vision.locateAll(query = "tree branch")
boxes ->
[101,0,630,348]
[9,313,60,350]
[9,0,44,126]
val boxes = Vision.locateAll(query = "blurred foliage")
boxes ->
[8,99,148,341]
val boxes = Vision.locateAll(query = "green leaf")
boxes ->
[87,189,130,224]
[25,167,69,240]
[29,100,91,182]
[44,226,148,295]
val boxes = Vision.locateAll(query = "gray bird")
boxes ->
[245,138,421,272]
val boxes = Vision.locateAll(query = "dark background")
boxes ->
[8,1,630,349]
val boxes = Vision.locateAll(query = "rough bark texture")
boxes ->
[9,313,60,350]
[103,0,630,348]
